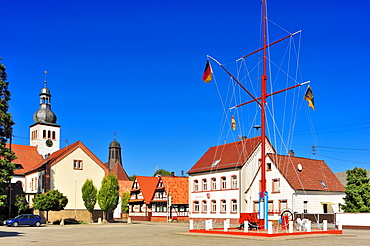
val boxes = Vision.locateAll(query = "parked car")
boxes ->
[3,214,45,227]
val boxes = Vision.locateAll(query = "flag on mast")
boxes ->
[231,115,236,130]
[202,60,213,83]
[304,86,314,110]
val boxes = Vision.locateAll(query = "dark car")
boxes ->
[3,214,45,227]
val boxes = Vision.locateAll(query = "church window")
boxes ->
[43,130,46,139]
[47,130,51,139]
[73,160,83,170]
[52,131,56,140]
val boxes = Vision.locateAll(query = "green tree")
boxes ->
[33,190,68,222]
[121,192,130,213]
[153,169,171,177]
[128,174,136,181]
[97,174,119,222]
[341,167,370,212]
[81,179,97,222]
[0,60,17,208]
[15,194,29,215]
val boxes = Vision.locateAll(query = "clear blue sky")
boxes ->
[2,0,369,177]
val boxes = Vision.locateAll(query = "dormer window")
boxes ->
[211,159,221,167]
[319,180,327,189]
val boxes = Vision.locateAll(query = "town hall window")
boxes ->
[211,178,216,190]
[202,200,207,212]
[231,199,237,213]
[194,180,199,192]
[221,200,226,212]
[202,179,207,191]
[211,200,217,212]
[74,160,83,170]
[221,177,227,189]
[194,201,199,212]
[231,175,237,188]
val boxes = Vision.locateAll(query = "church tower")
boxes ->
[108,136,122,170]
[30,73,60,158]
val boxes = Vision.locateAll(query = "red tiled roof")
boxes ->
[6,144,44,175]
[118,180,133,196]
[27,141,109,175]
[134,176,159,204]
[188,137,262,174]
[110,161,129,181]
[268,154,345,192]
[160,176,188,204]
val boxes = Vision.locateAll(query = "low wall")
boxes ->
[34,209,103,223]
[336,213,370,229]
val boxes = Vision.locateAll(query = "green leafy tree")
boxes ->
[128,174,136,181]
[81,179,97,222]
[121,192,130,213]
[341,167,370,212]
[97,174,119,222]
[15,194,29,215]
[33,190,68,222]
[0,60,17,208]
[153,169,171,177]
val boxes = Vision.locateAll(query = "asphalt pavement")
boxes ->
[1,221,369,245]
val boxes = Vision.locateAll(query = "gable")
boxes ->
[134,176,159,204]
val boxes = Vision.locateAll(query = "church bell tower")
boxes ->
[30,72,60,158]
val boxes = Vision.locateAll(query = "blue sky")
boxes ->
[2,0,369,177]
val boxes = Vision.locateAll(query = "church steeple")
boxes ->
[108,134,122,170]
[30,71,60,159]
[33,72,57,125]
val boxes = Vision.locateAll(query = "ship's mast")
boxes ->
[259,0,268,229]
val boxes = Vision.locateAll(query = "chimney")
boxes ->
[288,150,294,157]
[171,172,175,177]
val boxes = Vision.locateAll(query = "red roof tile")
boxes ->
[188,137,262,174]
[268,154,345,192]
[118,180,134,196]
[6,144,44,175]
[110,161,129,181]
[160,176,188,204]
[134,176,159,204]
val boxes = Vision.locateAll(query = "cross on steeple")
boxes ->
[44,71,48,87]
[113,131,117,139]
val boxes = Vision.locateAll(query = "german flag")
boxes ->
[202,60,213,83]
[304,86,314,110]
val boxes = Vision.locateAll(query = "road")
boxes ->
[1,221,369,245]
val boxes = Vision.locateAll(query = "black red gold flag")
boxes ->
[202,60,213,83]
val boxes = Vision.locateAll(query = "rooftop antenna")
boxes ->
[44,71,48,87]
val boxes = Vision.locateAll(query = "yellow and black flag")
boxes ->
[231,115,236,130]
[202,60,213,83]
[304,86,314,110]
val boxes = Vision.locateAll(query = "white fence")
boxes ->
[336,213,370,228]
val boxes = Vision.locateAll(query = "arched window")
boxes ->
[193,201,199,213]
[47,130,51,139]
[52,131,56,140]
[43,130,46,139]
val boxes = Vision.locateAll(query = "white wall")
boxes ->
[50,147,106,210]
[336,213,370,227]
[189,169,240,219]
